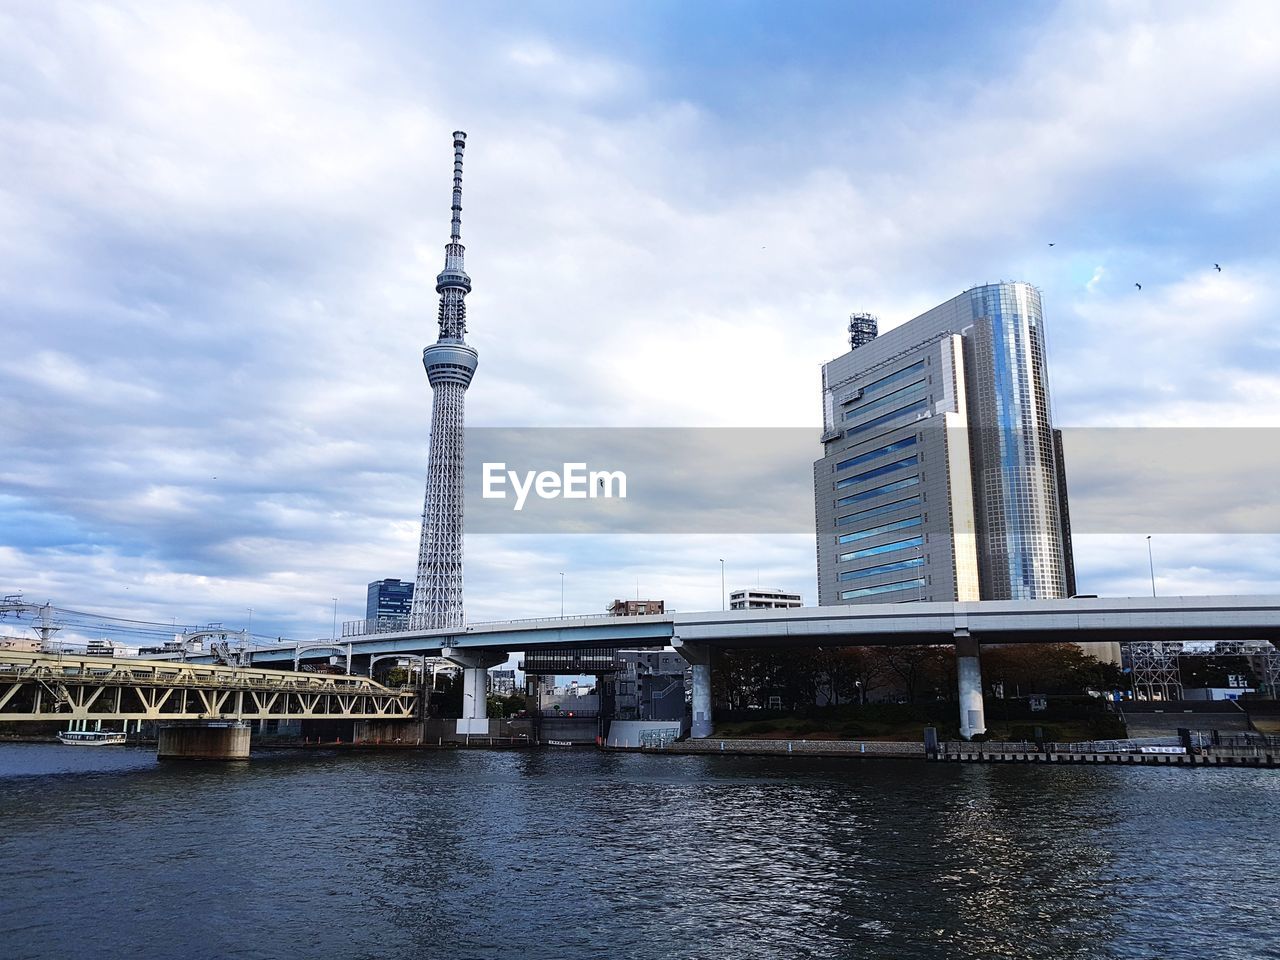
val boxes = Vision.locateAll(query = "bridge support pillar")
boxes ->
[443,648,507,736]
[956,636,986,740]
[674,640,713,739]
[157,721,251,761]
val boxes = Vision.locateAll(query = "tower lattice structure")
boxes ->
[410,131,479,631]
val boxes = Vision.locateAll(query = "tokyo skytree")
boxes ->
[409,131,478,631]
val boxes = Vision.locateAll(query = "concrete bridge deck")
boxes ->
[216,595,1280,664]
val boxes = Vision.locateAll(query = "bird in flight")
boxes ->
[1214,263,1221,272]
[1134,283,1142,290]
[1048,242,1055,247]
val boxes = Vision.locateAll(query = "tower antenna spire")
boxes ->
[432,131,472,342]
[450,129,465,242]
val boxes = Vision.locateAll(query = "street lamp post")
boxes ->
[1146,536,1157,598]
[331,597,338,640]
[560,572,565,618]
[719,559,725,611]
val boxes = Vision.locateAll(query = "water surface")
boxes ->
[0,744,1275,960]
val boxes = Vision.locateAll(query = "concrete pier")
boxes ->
[443,647,507,736]
[956,637,986,740]
[674,641,713,738]
[157,721,251,760]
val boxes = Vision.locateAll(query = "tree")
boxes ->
[981,644,1123,696]
[812,647,889,705]
[876,646,940,703]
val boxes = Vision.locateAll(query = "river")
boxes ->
[0,744,1276,960]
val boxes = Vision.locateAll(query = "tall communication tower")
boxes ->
[848,312,879,350]
[409,132,478,631]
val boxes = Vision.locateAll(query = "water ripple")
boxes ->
[0,747,1275,960]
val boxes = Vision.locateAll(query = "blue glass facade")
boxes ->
[366,579,414,627]
[814,281,1072,606]
[962,284,1067,599]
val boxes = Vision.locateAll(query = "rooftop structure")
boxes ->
[848,311,879,350]
[729,588,803,610]
[608,599,666,616]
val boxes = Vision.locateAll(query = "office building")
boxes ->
[366,578,414,629]
[729,588,803,610]
[814,282,1075,606]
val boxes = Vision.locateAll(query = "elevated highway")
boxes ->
[217,594,1280,661]
[202,595,1280,740]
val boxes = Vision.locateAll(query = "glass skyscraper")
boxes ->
[813,282,1075,605]
[365,578,414,629]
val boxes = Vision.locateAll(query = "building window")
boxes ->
[835,456,919,491]
[845,398,930,436]
[842,380,927,421]
[838,536,924,563]
[835,492,922,516]
[835,475,920,507]
[834,435,918,473]
[839,578,927,600]
[858,359,927,397]
[837,557,925,582]
[836,515,923,544]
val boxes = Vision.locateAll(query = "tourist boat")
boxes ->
[57,730,128,746]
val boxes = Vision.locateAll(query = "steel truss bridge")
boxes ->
[0,651,418,723]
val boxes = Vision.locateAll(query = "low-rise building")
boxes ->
[608,599,665,616]
[602,650,688,722]
[729,588,802,610]
[0,636,41,653]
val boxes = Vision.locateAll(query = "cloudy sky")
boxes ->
[2,0,1279,645]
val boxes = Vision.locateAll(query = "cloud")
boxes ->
[1,1,1278,641]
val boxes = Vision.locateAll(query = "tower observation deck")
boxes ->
[410,131,478,631]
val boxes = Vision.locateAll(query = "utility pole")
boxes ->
[331,597,338,640]
[719,559,725,611]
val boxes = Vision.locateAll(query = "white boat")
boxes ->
[57,730,128,746]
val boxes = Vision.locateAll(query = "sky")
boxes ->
[2,0,1279,646]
